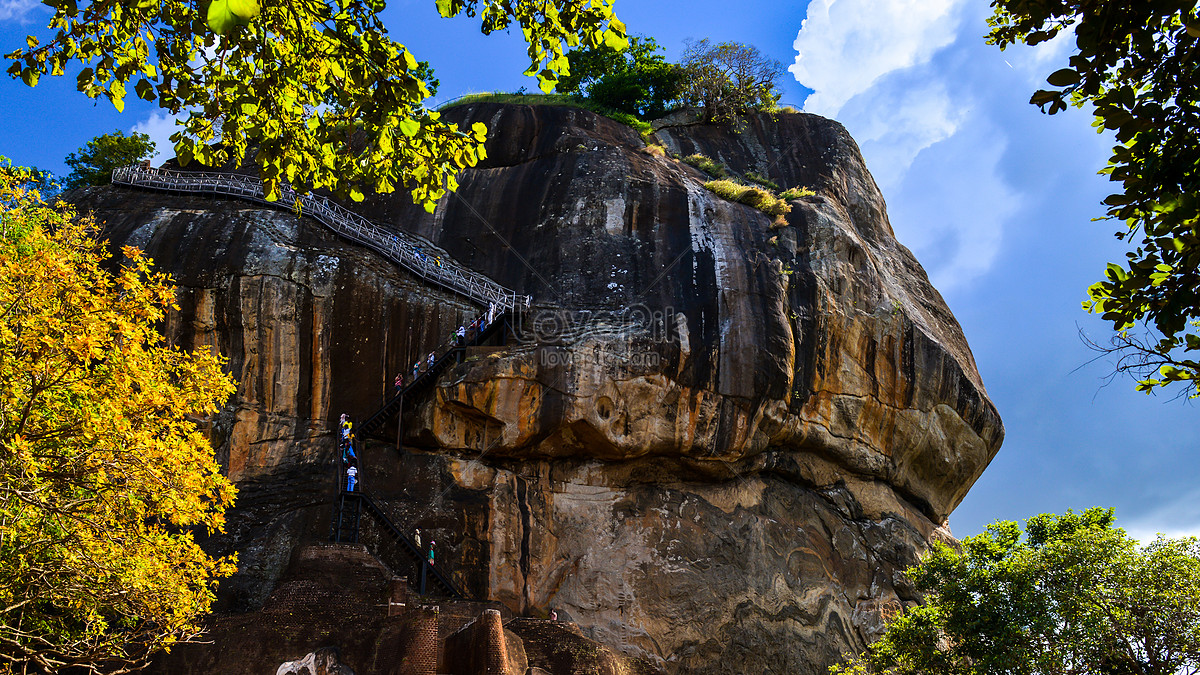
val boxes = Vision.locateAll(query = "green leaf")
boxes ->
[398,118,420,138]
[108,79,125,111]
[1046,67,1080,87]
[134,78,155,101]
[206,0,238,36]
[435,0,453,17]
[227,0,258,21]
[350,186,365,202]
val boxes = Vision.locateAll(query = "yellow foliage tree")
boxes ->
[0,163,238,674]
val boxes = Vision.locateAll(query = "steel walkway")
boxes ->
[111,165,530,312]
[330,490,466,599]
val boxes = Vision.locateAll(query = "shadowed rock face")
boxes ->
[79,103,1002,675]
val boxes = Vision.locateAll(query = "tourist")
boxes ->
[456,325,466,343]
[346,463,358,492]
[414,528,422,551]
[427,352,435,369]
[394,372,403,393]
[550,609,558,621]
[428,541,436,565]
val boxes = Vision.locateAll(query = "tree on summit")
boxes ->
[679,39,784,123]
[986,0,1200,397]
[5,0,626,209]
[0,161,239,674]
[556,35,683,119]
[63,130,156,190]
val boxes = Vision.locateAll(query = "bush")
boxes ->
[556,35,683,120]
[743,170,780,191]
[703,179,791,225]
[780,186,816,200]
[682,153,727,177]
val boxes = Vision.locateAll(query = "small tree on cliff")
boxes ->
[679,39,784,123]
[833,507,1200,675]
[556,35,683,119]
[6,0,626,208]
[0,160,239,674]
[63,130,156,190]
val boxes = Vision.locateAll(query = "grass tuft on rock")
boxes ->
[780,186,816,200]
[682,154,727,178]
[703,179,791,227]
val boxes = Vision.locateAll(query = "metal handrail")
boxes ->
[111,165,531,312]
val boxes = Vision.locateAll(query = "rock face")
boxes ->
[79,103,1003,674]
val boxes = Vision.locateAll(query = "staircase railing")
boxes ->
[111,165,531,312]
[359,314,508,437]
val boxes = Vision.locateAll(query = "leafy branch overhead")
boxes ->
[5,0,626,209]
[987,0,1200,396]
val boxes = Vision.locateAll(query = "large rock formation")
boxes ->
[77,103,1003,674]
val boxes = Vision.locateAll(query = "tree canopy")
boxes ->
[0,161,239,674]
[835,507,1200,675]
[555,35,682,119]
[5,0,626,208]
[986,0,1200,396]
[678,39,783,123]
[63,130,156,190]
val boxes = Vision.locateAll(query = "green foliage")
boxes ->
[642,143,666,157]
[679,39,784,123]
[834,507,1200,675]
[6,0,625,210]
[703,179,791,226]
[986,0,1200,396]
[743,170,780,191]
[682,153,727,178]
[556,35,682,119]
[0,160,239,674]
[781,186,816,200]
[63,130,156,191]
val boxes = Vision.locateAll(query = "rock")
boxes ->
[277,648,356,675]
[78,103,1003,675]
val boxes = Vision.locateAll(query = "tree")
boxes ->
[63,130,156,190]
[834,507,1200,675]
[556,35,682,119]
[5,0,626,209]
[678,39,783,123]
[986,0,1200,397]
[0,160,239,674]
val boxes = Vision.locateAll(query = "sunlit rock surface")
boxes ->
[79,103,1003,675]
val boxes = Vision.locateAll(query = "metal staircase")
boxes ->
[111,165,530,312]
[358,313,508,438]
[329,491,466,599]
[110,164,516,604]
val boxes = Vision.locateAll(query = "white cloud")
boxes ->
[0,0,38,22]
[132,111,181,166]
[840,78,965,192]
[787,0,1017,292]
[790,0,967,118]
[883,123,1016,292]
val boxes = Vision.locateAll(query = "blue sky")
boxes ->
[0,0,1195,540]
